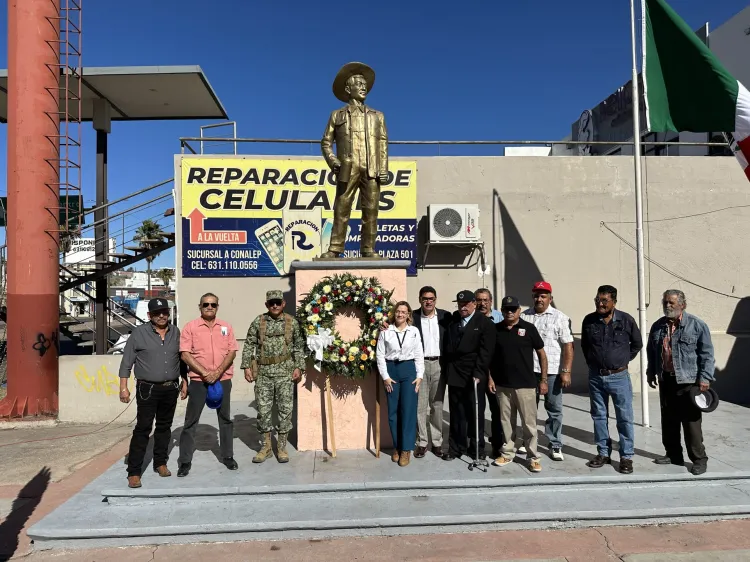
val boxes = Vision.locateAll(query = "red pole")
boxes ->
[0,0,61,417]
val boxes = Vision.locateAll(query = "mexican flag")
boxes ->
[643,0,750,180]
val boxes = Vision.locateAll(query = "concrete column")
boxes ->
[93,99,111,354]
[2,0,62,417]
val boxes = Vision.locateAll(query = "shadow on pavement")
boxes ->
[0,466,51,562]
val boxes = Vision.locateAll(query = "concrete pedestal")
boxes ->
[291,260,410,452]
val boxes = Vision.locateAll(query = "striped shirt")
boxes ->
[521,306,574,374]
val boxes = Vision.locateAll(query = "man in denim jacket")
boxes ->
[647,290,715,475]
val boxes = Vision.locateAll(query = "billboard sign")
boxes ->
[180,158,418,277]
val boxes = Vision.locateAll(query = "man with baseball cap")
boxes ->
[491,296,548,473]
[241,290,305,464]
[438,290,496,461]
[521,281,574,461]
[119,298,186,488]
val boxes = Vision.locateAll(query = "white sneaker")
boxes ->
[550,447,564,461]
[517,446,527,455]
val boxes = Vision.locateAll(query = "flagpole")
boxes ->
[629,0,650,428]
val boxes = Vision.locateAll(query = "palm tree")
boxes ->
[156,268,173,290]
[133,219,162,294]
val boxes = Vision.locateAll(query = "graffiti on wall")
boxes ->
[74,364,132,396]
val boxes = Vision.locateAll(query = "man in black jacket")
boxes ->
[440,290,496,461]
[581,285,643,474]
[413,286,453,458]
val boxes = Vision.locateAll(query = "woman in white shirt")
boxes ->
[376,301,425,467]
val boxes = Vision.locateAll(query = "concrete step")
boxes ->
[28,473,750,547]
[101,471,750,506]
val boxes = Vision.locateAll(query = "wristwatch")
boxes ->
[561,369,571,373]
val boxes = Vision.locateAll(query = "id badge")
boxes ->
[221,326,228,336]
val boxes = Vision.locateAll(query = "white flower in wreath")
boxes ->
[342,292,349,298]
[324,302,333,311]
[371,329,379,338]
[339,355,347,363]
[365,297,373,305]
[374,287,382,295]
[369,351,375,360]
[349,346,360,355]
[355,279,364,287]
[305,304,312,312]
[310,314,320,323]
[375,312,383,321]
[323,285,332,294]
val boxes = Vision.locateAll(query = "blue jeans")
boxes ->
[543,374,564,448]
[386,360,418,452]
[588,370,635,459]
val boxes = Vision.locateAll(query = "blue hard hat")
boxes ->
[206,381,223,409]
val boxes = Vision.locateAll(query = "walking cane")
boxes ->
[469,378,489,472]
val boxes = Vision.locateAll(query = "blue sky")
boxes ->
[0,0,747,269]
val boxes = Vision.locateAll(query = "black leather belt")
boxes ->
[424,356,440,361]
[138,379,179,386]
[598,367,627,376]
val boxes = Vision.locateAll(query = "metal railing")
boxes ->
[179,136,731,154]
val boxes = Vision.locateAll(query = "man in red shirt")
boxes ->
[177,292,239,477]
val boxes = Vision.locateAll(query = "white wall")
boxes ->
[710,6,750,88]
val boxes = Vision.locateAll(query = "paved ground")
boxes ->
[0,418,135,560]
[11,521,750,561]
[2,392,750,560]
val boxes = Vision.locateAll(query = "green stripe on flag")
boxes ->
[644,0,738,133]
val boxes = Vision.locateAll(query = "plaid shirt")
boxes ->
[521,306,574,374]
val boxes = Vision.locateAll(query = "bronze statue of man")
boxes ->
[320,62,388,259]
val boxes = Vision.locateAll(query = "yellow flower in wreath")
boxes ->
[359,364,365,371]
[360,353,368,361]
[370,339,377,346]
[348,355,355,362]
[345,281,353,287]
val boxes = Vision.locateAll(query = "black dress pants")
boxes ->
[178,379,234,464]
[127,380,179,476]
[486,384,503,454]
[448,381,486,456]
[659,375,707,466]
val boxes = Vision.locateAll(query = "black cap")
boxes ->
[500,296,520,308]
[454,290,476,302]
[148,298,170,312]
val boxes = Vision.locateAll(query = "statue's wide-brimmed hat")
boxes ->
[332,62,376,102]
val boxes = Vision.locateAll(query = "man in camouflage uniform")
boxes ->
[242,290,305,463]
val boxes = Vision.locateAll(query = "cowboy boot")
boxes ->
[277,432,290,463]
[252,432,273,463]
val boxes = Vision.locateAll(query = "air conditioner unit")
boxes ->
[428,204,481,243]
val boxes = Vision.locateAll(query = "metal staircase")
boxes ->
[0,177,177,365]
[55,177,177,353]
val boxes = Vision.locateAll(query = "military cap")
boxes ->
[266,290,284,301]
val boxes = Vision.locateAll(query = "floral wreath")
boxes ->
[297,273,394,379]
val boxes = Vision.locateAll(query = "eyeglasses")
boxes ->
[267,299,283,307]
[595,298,612,304]
[201,302,218,309]
[420,297,435,302]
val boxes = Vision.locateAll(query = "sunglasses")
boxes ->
[501,307,519,313]
[267,299,283,307]
[151,310,170,317]
[201,302,218,309]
